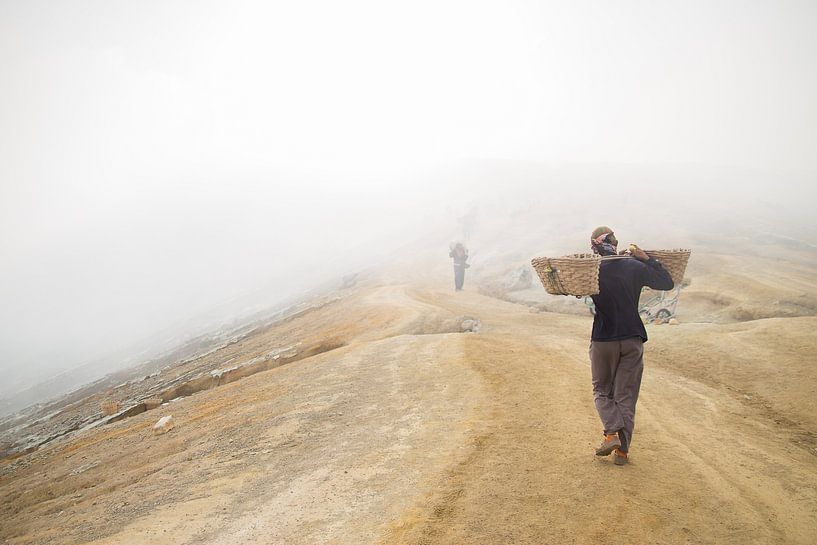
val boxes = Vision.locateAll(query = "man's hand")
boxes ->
[629,244,649,262]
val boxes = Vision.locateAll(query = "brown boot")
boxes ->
[612,449,629,465]
[595,434,621,456]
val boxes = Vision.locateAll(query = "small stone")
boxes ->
[460,318,481,333]
[668,318,680,325]
[153,415,175,435]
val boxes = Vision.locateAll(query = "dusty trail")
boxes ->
[383,289,817,545]
[1,282,816,544]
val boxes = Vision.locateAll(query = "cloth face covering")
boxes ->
[591,233,617,256]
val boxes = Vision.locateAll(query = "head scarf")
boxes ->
[590,226,618,256]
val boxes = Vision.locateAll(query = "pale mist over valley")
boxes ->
[1,2,816,544]
[2,0,814,413]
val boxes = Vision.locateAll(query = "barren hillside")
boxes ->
[1,248,816,545]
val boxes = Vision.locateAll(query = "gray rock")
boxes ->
[460,318,481,333]
[152,415,175,435]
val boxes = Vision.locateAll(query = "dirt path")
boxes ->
[384,289,817,544]
[1,283,816,544]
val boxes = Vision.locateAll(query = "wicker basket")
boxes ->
[645,249,691,285]
[531,253,601,296]
[532,249,691,296]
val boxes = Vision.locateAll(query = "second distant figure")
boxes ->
[449,242,469,291]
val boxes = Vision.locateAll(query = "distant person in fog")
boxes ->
[449,242,469,291]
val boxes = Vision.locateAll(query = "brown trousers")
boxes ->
[589,338,644,453]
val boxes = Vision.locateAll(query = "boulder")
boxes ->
[153,415,175,435]
[669,318,680,325]
[460,318,481,333]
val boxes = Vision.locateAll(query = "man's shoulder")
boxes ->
[599,259,646,286]
[601,258,645,273]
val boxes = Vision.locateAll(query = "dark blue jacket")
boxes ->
[590,257,673,342]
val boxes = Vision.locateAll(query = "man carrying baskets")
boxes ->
[588,226,673,465]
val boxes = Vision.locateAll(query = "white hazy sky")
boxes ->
[1,1,816,393]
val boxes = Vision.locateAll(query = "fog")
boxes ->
[1,1,816,407]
